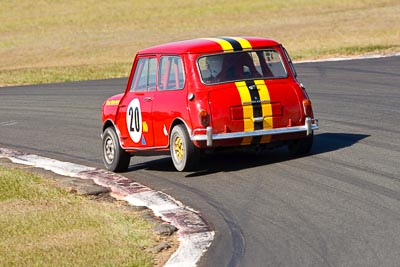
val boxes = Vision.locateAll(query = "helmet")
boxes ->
[206,55,223,77]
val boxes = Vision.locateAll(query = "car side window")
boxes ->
[158,56,185,90]
[130,57,157,92]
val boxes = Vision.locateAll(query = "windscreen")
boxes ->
[198,50,287,84]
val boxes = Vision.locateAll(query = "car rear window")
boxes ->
[197,50,287,84]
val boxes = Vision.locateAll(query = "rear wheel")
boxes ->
[102,127,130,172]
[288,131,314,156]
[170,124,200,171]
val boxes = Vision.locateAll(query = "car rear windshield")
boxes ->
[197,50,288,84]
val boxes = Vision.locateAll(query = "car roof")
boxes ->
[138,37,281,55]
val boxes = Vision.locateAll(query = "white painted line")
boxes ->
[124,191,182,215]
[0,120,18,126]
[11,154,95,176]
[295,52,400,64]
[164,231,215,267]
[0,148,95,176]
[0,147,214,267]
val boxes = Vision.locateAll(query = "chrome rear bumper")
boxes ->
[191,117,319,147]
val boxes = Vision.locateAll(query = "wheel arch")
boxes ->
[102,120,123,145]
[168,118,192,148]
[102,119,115,132]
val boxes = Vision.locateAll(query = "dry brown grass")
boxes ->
[0,0,399,85]
[0,167,157,266]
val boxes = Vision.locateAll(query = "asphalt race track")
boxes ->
[1,56,399,267]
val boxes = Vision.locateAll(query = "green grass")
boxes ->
[0,63,131,86]
[0,0,399,85]
[0,167,156,266]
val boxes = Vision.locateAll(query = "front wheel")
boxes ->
[170,124,200,171]
[102,127,130,172]
[288,131,314,156]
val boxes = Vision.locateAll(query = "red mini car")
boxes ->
[102,37,318,172]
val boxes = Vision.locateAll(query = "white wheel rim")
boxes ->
[104,135,115,164]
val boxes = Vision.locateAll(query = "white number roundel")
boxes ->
[126,98,142,143]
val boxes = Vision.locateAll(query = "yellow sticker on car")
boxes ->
[106,99,120,106]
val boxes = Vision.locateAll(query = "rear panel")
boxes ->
[207,79,303,145]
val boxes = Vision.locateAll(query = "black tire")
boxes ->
[288,131,314,156]
[102,127,130,172]
[170,124,200,171]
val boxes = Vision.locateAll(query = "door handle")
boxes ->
[144,97,152,102]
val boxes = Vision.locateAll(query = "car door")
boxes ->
[152,55,187,147]
[116,56,157,149]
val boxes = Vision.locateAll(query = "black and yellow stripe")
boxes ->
[235,80,273,145]
[205,37,273,145]
[204,37,252,52]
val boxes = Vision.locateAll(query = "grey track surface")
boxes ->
[1,57,399,267]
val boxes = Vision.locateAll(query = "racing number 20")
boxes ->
[126,98,142,143]
[128,107,140,132]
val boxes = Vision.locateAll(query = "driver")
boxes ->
[206,55,223,79]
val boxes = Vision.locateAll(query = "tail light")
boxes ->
[198,109,210,127]
[302,99,313,117]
